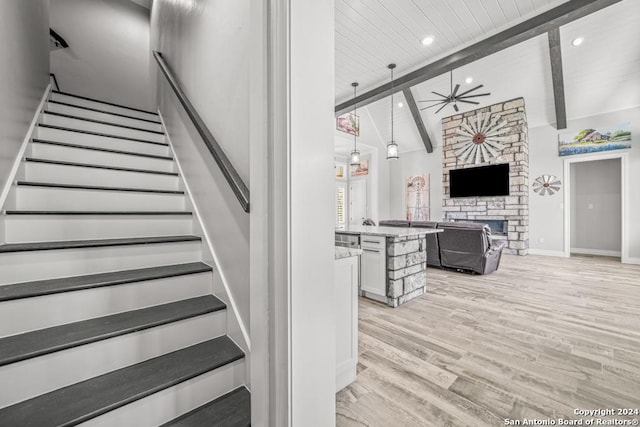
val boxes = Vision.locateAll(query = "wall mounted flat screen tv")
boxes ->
[449,163,510,198]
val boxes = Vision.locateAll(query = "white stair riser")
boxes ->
[47,102,163,132]
[13,187,186,211]
[23,162,180,191]
[0,272,213,337]
[84,360,245,427]
[37,126,169,157]
[5,215,193,242]
[49,92,159,122]
[42,115,165,144]
[0,312,225,409]
[0,241,202,285]
[30,143,174,173]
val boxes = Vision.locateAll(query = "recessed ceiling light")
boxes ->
[465,77,473,84]
[397,102,403,108]
[421,36,434,46]
[571,37,584,47]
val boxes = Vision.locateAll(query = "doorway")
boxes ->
[563,152,629,261]
[349,180,366,226]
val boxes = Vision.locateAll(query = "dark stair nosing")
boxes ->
[48,100,162,125]
[161,386,251,427]
[0,262,212,302]
[16,181,184,195]
[44,111,165,135]
[0,235,201,254]
[0,337,244,427]
[0,295,226,367]
[5,210,192,216]
[38,124,169,147]
[32,139,174,161]
[51,90,158,116]
[25,157,179,176]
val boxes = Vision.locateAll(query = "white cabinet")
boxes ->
[360,236,386,302]
[335,254,359,392]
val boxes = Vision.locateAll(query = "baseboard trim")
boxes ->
[158,110,250,353]
[0,84,52,238]
[622,257,640,265]
[527,249,567,258]
[570,248,622,257]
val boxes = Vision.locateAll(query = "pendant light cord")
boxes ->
[390,66,394,142]
[353,83,357,151]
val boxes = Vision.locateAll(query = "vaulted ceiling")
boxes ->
[335,0,640,154]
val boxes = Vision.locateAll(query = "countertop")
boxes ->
[335,246,363,260]
[336,225,442,238]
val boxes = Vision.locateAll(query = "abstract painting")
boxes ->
[350,160,369,176]
[406,175,429,221]
[559,123,631,156]
[336,112,360,136]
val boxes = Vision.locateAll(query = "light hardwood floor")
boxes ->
[337,254,640,427]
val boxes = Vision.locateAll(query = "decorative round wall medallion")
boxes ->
[533,174,561,196]
[453,111,509,164]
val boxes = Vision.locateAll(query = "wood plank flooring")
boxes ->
[337,254,640,427]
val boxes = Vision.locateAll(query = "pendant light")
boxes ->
[349,82,361,166]
[387,64,399,160]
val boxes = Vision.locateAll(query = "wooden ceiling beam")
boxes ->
[402,88,433,153]
[547,28,567,130]
[335,0,623,116]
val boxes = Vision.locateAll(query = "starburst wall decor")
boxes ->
[453,111,510,164]
[533,174,561,196]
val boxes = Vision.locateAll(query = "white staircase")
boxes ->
[0,90,250,426]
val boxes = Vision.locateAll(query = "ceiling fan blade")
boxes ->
[431,91,449,98]
[457,99,480,105]
[417,99,447,103]
[453,103,459,112]
[420,101,448,110]
[451,84,460,97]
[458,93,491,98]
[456,84,483,98]
[435,103,450,114]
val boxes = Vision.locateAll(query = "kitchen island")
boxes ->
[336,225,441,308]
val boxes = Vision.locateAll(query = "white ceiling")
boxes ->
[335,0,640,153]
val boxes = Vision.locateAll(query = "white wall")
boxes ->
[529,107,640,260]
[570,159,621,255]
[290,0,336,424]
[50,0,153,110]
[0,0,49,195]
[150,0,251,347]
[387,147,443,221]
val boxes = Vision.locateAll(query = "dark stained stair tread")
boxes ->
[161,387,251,427]
[0,337,244,427]
[0,262,212,302]
[0,235,201,253]
[16,181,184,195]
[48,100,162,124]
[24,157,179,176]
[0,295,225,366]
[44,111,165,135]
[5,210,192,215]
[37,124,168,146]
[51,90,159,116]
[32,138,173,160]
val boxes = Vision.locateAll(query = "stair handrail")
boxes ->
[152,51,250,213]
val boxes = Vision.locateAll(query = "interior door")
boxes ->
[349,180,366,226]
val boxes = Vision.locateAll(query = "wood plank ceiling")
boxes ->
[335,0,640,154]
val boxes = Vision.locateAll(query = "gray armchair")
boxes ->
[436,222,507,274]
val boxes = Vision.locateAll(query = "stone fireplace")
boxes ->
[441,98,529,255]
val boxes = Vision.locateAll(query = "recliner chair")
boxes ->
[436,222,507,274]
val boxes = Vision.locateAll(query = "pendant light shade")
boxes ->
[349,82,361,166]
[387,63,399,160]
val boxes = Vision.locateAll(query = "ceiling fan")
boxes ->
[419,71,490,114]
